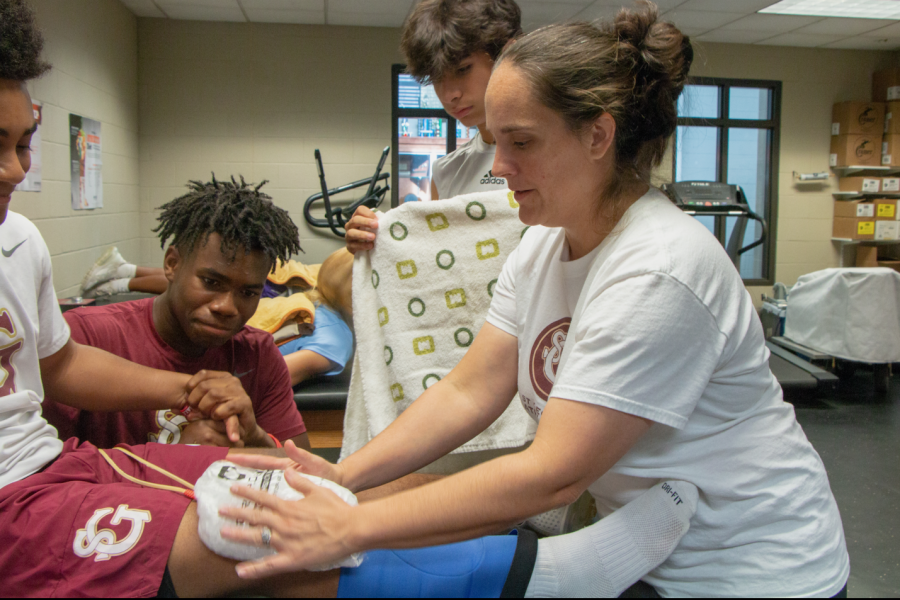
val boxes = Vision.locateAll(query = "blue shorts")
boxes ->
[337,529,538,598]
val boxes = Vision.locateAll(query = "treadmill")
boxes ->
[662,181,838,394]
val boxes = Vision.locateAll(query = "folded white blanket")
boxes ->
[341,191,535,469]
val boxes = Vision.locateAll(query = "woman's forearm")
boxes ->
[345,399,653,553]
[41,340,189,412]
[340,373,512,493]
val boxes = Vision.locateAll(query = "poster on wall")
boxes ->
[69,113,103,210]
[14,101,42,192]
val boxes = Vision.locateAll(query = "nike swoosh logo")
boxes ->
[234,369,254,379]
[1,240,26,258]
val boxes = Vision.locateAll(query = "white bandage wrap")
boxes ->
[194,460,365,570]
[525,480,699,598]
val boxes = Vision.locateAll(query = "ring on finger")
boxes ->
[261,526,272,547]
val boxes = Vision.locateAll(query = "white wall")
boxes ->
[22,0,140,298]
[137,20,403,268]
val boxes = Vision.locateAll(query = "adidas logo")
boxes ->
[480,170,505,185]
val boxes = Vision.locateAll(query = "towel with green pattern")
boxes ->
[341,190,535,464]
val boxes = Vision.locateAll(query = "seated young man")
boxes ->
[43,178,311,450]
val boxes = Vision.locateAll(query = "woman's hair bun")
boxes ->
[499,1,693,200]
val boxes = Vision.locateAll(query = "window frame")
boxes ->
[391,64,460,207]
[673,76,782,286]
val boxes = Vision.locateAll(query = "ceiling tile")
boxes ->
[119,0,168,18]
[675,0,778,12]
[572,3,623,21]
[792,17,894,35]
[327,10,408,27]
[327,0,410,14]
[517,1,589,23]
[720,13,824,33]
[661,9,746,30]
[157,0,240,8]
[756,31,846,46]
[861,21,900,38]
[239,0,323,10]
[242,9,325,24]
[587,0,683,9]
[823,36,900,50]
[695,29,776,44]
[157,4,246,21]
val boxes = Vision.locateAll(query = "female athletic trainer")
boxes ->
[223,3,849,596]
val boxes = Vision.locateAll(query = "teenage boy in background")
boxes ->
[345,0,521,253]
[44,178,311,450]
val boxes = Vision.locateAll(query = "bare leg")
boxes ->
[134,266,164,278]
[168,446,339,597]
[168,503,340,598]
[128,275,168,294]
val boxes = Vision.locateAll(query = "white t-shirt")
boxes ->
[432,132,507,199]
[487,189,849,597]
[0,211,68,489]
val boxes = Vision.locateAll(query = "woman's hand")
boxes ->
[219,469,360,578]
[226,440,348,489]
[344,205,378,254]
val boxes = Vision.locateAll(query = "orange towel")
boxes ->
[268,260,321,289]
[247,294,316,334]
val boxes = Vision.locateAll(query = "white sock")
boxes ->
[115,263,137,279]
[88,278,132,297]
[525,480,699,598]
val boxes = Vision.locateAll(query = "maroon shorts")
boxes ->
[0,438,228,598]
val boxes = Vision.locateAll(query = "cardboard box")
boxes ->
[831,134,882,167]
[834,199,875,218]
[876,220,900,240]
[885,101,900,134]
[873,67,900,102]
[883,134,900,166]
[877,260,900,273]
[838,176,881,193]
[875,199,899,220]
[833,216,876,239]
[856,245,879,267]
[832,102,885,136]
[882,177,900,192]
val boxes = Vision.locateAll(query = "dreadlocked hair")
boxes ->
[0,0,51,81]
[153,175,302,271]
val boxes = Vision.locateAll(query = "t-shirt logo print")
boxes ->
[73,505,152,562]
[480,170,505,186]
[148,409,188,443]
[529,318,571,401]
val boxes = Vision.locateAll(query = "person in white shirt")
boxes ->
[345,0,521,254]
[223,4,850,597]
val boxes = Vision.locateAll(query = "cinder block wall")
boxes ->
[137,20,404,268]
[22,0,140,297]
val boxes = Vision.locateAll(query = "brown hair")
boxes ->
[401,0,522,84]
[307,248,354,326]
[498,1,693,205]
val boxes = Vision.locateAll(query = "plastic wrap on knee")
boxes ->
[194,460,364,570]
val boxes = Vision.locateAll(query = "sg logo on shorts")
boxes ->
[529,318,571,402]
[73,505,152,562]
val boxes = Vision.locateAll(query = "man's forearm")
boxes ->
[42,340,189,412]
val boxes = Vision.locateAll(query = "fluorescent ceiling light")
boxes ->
[760,0,900,20]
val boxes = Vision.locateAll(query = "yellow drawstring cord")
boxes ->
[98,447,196,500]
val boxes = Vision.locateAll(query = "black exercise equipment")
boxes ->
[304,146,391,238]
[662,181,768,270]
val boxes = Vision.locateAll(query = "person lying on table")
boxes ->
[44,177,311,450]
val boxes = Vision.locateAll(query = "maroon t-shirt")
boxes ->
[43,298,306,447]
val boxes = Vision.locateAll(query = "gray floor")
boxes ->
[790,367,900,599]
